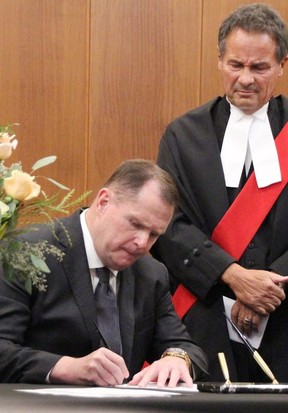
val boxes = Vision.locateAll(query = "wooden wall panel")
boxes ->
[1,1,288,205]
[201,0,288,103]
[88,0,202,190]
[0,0,89,197]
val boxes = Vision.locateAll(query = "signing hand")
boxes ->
[50,347,129,386]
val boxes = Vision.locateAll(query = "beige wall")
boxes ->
[1,0,288,203]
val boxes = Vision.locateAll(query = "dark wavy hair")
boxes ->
[218,3,288,62]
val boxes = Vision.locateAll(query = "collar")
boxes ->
[221,100,281,188]
[80,209,117,276]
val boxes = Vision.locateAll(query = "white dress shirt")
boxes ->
[80,209,118,293]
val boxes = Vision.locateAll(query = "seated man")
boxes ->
[0,159,208,386]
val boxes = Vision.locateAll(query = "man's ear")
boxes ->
[96,188,110,211]
[217,47,223,70]
[280,55,288,68]
[277,56,288,77]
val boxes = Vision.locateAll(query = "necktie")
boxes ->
[94,267,122,354]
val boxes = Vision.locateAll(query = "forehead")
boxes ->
[114,181,174,230]
[223,28,277,62]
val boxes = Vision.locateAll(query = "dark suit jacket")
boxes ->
[152,95,288,381]
[0,210,208,383]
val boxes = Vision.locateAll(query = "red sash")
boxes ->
[172,122,288,319]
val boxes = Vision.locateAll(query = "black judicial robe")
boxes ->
[152,95,288,381]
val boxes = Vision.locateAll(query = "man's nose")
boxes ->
[238,67,254,85]
[135,231,150,250]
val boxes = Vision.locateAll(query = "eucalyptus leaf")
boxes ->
[31,156,57,171]
[8,199,18,214]
[46,177,69,190]
[0,222,7,239]
[30,253,51,273]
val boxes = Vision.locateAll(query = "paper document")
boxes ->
[223,296,269,349]
[17,383,198,399]
[118,382,198,393]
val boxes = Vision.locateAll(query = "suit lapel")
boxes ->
[59,212,101,350]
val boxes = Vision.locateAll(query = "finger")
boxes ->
[254,306,269,316]
[242,318,253,336]
[269,292,283,304]
[102,350,130,380]
[175,369,193,388]
[164,369,180,388]
[251,318,260,332]
[129,368,155,387]
[92,363,123,386]
[231,307,240,325]
[261,302,277,313]
[235,317,245,333]
[93,352,129,385]
[270,274,288,287]
[128,369,146,385]
[269,284,286,301]
[105,350,130,378]
[278,288,286,300]
[231,312,238,325]
[156,367,170,388]
[237,313,252,330]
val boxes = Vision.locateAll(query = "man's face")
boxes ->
[89,180,174,271]
[218,28,286,114]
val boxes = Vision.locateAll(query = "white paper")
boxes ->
[223,296,269,349]
[118,382,198,393]
[17,383,198,398]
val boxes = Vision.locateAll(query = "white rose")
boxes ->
[0,132,18,160]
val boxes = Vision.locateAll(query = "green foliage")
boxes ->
[0,124,92,292]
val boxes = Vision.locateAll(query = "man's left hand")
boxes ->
[128,356,193,388]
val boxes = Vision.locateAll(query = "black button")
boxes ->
[248,260,255,267]
[183,259,191,267]
[248,242,254,249]
[192,248,201,257]
[203,240,212,248]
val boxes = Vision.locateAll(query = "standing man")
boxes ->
[152,4,288,382]
[0,159,208,385]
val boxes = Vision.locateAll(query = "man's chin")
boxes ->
[113,255,139,271]
[234,99,259,114]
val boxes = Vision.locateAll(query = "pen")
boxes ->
[223,312,279,384]
[218,352,231,384]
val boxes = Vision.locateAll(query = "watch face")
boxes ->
[167,348,186,354]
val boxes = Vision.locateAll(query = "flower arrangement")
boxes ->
[0,124,90,292]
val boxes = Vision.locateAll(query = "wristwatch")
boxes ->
[161,347,192,371]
